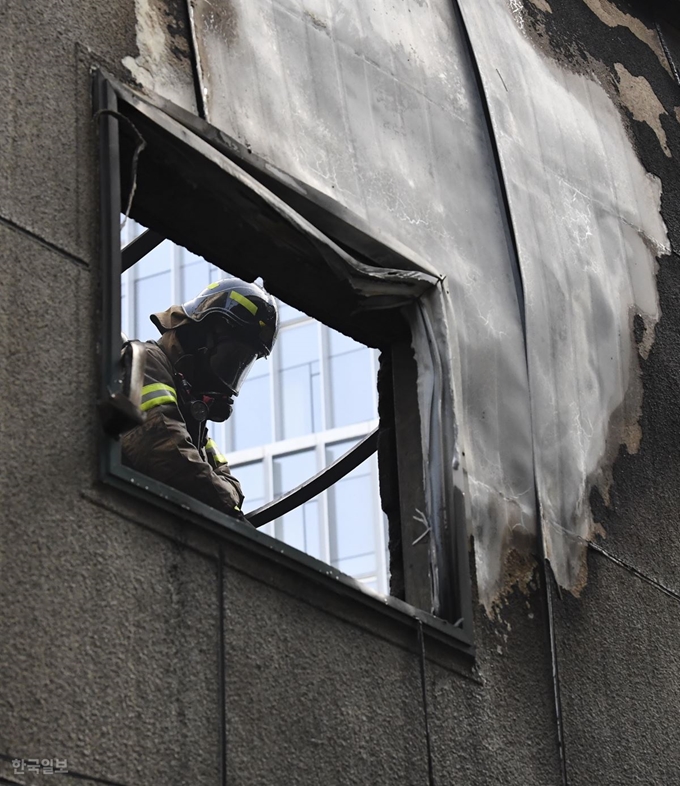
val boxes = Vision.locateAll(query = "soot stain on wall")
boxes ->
[522,0,680,578]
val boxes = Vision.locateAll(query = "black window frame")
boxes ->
[95,71,474,656]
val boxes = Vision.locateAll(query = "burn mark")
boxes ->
[633,313,646,345]
[581,0,670,74]
[123,0,198,111]
[527,0,553,12]
[163,0,193,62]
[304,9,329,32]
[615,63,671,156]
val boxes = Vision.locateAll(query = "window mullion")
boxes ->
[318,440,332,565]
[263,450,275,539]
[319,323,331,432]
[271,334,281,442]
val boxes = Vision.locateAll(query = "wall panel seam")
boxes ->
[0,213,90,269]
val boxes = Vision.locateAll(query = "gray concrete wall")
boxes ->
[1,1,680,785]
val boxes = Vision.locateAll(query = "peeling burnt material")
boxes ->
[525,0,679,128]
[520,0,680,593]
[123,0,199,114]
[633,313,646,345]
[614,63,671,156]
[458,0,669,600]
[163,0,193,62]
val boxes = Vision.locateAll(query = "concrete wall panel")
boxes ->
[0,227,92,498]
[0,500,221,785]
[0,493,221,785]
[429,583,561,785]
[555,551,680,785]
[224,567,429,786]
[0,228,222,783]
[0,0,138,263]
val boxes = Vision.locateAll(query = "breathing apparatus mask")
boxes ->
[174,321,259,423]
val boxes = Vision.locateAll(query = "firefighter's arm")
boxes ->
[204,435,242,492]
[204,433,245,509]
[121,407,244,518]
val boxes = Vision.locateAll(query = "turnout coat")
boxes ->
[121,333,244,517]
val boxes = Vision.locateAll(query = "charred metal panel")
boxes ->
[189,0,537,611]
[457,0,670,591]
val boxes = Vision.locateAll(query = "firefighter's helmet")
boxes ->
[181,278,279,358]
[152,277,279,398]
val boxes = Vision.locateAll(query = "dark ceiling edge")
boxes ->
[102,72,439,279]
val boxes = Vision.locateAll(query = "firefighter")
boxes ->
[121,277,279,520]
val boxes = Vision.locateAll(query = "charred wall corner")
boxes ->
[122,0,198,112]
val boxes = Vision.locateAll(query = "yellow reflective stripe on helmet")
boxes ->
[205,438,228,464]
[140,383,177,412]
[208,281,220,290]
[229,290,258,315]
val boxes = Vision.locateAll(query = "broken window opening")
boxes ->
[97,72,473,652]
[121,219,389,593]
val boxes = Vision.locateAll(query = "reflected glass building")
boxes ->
[122,221,388,593]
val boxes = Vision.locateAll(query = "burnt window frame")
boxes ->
[95,72,474,655]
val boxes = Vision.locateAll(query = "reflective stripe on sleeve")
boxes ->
[140,383,178,412]
[205,438,228,464]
